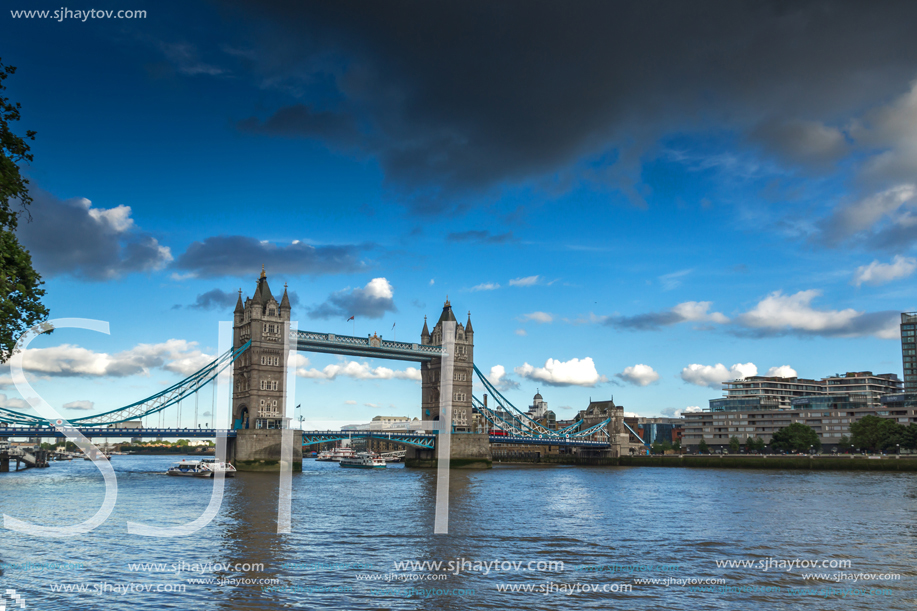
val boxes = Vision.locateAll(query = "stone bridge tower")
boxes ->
[421,299,474,432]
[232,267,292,430]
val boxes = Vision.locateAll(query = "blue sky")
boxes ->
[4,1,917,426]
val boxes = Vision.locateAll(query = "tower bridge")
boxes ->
[0,269,643,471]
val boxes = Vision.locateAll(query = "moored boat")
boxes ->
[340,452,386,469]
[316,446,356,462]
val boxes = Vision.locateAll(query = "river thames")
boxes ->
[2,457,915,610]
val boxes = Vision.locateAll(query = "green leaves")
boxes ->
[771,423,821,453]
[0,58,49,362]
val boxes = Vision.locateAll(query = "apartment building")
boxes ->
[683,397,917,451]
[710,372,901,412]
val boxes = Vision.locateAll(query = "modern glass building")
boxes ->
[902,312,917,392]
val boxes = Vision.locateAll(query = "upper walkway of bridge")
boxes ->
[292,330,446,362]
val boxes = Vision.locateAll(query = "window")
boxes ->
[268,308,275,316]
[261,355,280,366]
[260,380,279,391]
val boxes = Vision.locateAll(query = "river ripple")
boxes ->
[2,456,916,610]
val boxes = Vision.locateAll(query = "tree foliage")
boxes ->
[728,436,740,453]
[698,439,709,454]
[0,58,49,362]
[850,416,917,452]
[770,423,821,453]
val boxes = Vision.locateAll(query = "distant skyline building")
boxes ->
[901,313,917,392]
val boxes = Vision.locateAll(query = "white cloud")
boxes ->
[515,329,527,336]
[344,400,357,405]
[615,364,660,386]
[659,269,693,291]
[520,311,553,323]
[671,301,730,324]
[487,365,519,391]
[734,290,899,339]
[852,255,917,286]
[0,393,32,410]
[821,183,917,241]
[738,290,859,333]
[63,400,95,411]
[364,277,393,299]
[470,282,501,291]
[680,362,758,387]
[429,279,435,286]
[309,277,397,319]
[509,275,540,287]
[765,365,798,378]
[515,357,606,387]
[296,359,422,381]
[12,339,212,378]
[364,403,379,408]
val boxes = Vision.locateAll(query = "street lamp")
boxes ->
[897,443,900,455]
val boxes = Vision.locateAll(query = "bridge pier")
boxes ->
[233,428,303,472]
[405,433,492,469]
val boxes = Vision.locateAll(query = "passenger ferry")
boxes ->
[316,446,357,462]
[167,458,237,478]
[339,452,386,469]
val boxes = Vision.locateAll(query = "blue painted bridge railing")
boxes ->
[0,427,236,439]
[301,430,437,449]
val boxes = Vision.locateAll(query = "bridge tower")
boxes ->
[230,267,301,471]
[421,299,474,431]
[409,298,491,468]
[232,266,292,430]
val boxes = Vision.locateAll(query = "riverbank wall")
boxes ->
[494,453,917,470]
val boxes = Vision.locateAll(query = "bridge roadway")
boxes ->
[0,427,610,449]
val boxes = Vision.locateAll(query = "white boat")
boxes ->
[380,450,406,463]
[200,457,237,477]
[340,452,386,469]
[316,446,357,462]
[167,458,236,478]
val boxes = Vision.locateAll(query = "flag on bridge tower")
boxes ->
[346,315,354,321]
[392,322,396,329]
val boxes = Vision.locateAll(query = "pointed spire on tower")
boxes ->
[280,282,291,310]
[465,310,474,334]
[421,315,430,337]
[234,288,244,314]
[437,298,456,324]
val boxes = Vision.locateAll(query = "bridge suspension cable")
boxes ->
[0,340,251,427]
[471,364,612,442]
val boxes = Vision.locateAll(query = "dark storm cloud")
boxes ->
[604,311,687,331]
[17,190,172,280]
[187,289,238,310]
[180,287,301,310]
[446,230,515,244]
[228,0,917,210]
[170,235,369,278]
